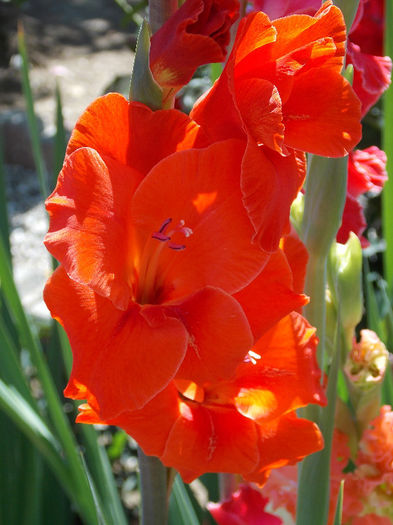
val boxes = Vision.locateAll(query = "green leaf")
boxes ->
[53,319,127,525]
[17,24,49,198]
[333,480,344,525]
[210,63,223,83]
[0,379,71,492]
[0,235,97,524]
[53,82,67,190]
[363,257,384,336]
[169,476,200,525]
[0,133,10,259]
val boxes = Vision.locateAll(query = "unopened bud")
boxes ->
[328,233,363,351]
[344,330,389,434]
[345,330,388,389]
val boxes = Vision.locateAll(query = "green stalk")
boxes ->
[297,315,343,525]
[382,0,393,294]
[297,155,348,525]
[218,473,237,501]
[137,447,169,525]
[301,155,348,376]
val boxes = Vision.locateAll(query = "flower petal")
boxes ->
[66,93,206,175]
[235,312,326,418]
[161,402,260,482]
[171,286,253,383]
[241,142,306,251]
[44,267,188,416]
[283,68,362,156]
[130,139,268,300]
[45,147,142,309]
[234,249,308,341]
[77,387,180,457]
[244,413,324,483]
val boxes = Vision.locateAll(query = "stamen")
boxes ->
[168,242,186,251]
[152,217,193,250]
[159,217,172,233]
[152,232,171,242]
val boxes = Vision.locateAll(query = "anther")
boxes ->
[168,242,186,251]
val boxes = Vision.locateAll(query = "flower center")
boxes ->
[134,217,193,304]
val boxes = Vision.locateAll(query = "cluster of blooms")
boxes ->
[248,405,393,525]
[256,0,391,245]
[210,331,393,525]
[44,1,362,483]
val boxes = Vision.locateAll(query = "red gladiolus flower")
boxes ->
[150,0,239,94]
[347,42,392,117]
[191,1,361,250]
[70,312,325,483]
[337,146,388,246]
[350,0,384,56]
[44,133,272,415]
[348,146,387,198]
[249,0,392,117]
[208,484,282,525]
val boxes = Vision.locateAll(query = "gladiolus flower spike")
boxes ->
[44,90,326,483]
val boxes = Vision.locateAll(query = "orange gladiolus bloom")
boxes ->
[70,312,325,483]
[45,94,290,414]
[191,0,362,251]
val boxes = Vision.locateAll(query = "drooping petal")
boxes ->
[160,402,260,482]
[130,139,268,301]
[66,93,207,175]
[336,194,367,247]
[171,286,253,384]
[44,267,188,416]
[347,42,392,117]
[280,228,309,295]
[234,249,308,341]
[241,142,306,252]
[235,312,326,418]
[45,147,142,310]
[76,387,180,457]
[244,413,324,483]
[283,67,362,156]
[190,67,245,143]
[150,0,239,90]
[234,77,284,153]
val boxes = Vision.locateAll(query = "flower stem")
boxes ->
[137,447,168,525]
[219,473,237,501]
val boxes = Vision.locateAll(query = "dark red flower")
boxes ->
[208,484,282,525]
[150,0,239,94]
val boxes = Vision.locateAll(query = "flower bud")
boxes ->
[130,20,163,110]
[328,233,363,350]
[344,330,389,433]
